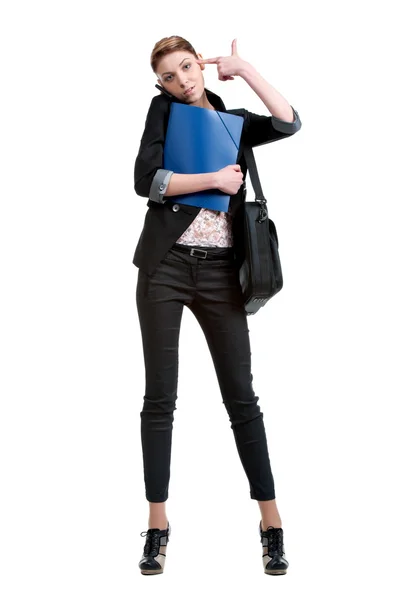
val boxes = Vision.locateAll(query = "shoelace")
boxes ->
[140,528,164,557]
[263,528,284,556]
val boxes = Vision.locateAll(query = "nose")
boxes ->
[177,76,190,90]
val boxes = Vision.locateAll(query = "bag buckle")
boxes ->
[256,200,268,223]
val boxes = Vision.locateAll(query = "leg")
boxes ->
[136,267,186,512]
[188,260,276,502]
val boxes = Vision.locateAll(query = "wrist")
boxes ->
[210,171,220,189]
[239,61,256,80]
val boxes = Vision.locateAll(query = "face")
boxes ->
[156,50,206,105]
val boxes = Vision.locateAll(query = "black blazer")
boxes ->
[133,87,301,276]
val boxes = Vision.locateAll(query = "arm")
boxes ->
[240,62,297,123]
[242,106,301,148]
[165,172,219,196]
[134,95,220,202]
[238,62,302,148]
[196,44,301,146]
[134,95,173,201]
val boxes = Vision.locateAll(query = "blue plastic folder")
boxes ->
[163,103,244,212]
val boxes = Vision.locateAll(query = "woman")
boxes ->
[134,36,301,576]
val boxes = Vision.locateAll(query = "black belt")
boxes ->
[172,243,235,260]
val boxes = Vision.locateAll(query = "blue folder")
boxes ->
[163,103,244,212]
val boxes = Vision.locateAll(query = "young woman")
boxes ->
[134,35,301,576]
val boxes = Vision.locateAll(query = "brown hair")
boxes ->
[151,35,198,76]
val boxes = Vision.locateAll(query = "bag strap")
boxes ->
[242,146,269,222]
[242,146,267,203]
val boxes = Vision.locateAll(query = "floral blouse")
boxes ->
[175,206,234,247]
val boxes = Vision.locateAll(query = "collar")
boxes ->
[203,88,226,111]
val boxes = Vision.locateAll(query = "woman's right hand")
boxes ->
[215,164,244,195]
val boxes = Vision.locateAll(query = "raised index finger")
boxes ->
[196,57,219,64]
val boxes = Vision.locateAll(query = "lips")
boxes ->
[184,86,195,96]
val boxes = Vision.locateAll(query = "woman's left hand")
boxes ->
[195,39,248,81]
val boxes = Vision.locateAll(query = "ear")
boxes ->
[197,52,205,70]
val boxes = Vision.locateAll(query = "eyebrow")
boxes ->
[161,57,191,77]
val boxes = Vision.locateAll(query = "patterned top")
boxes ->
[175,206,234,247]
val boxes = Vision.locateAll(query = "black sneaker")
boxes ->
[138,522,171,575]
[259,520,289,575]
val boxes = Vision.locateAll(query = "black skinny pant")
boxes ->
[136,242,276,503]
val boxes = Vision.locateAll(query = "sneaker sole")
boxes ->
[140,568,163,575]
[265,569,287,575]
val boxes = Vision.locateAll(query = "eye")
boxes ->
[164,64,191,82]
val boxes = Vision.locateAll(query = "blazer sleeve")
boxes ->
[242,105,302,148]
[133,95,174,202]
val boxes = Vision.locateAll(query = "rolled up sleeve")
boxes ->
[243,105,302,148]
[134,95,171,202]
[149,168,174,203]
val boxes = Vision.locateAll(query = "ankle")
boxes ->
[148,519,169,531]
[262,520,282,530]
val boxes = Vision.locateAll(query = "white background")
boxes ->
[1,0,407,597]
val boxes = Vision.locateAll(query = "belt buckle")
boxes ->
[190,248,207,259]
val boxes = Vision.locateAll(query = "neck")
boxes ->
[193,90,215,110]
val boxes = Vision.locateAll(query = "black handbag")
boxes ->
[238,146,283,315]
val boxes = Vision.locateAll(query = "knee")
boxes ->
[140,393,177,416]
[222,392,263,425]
